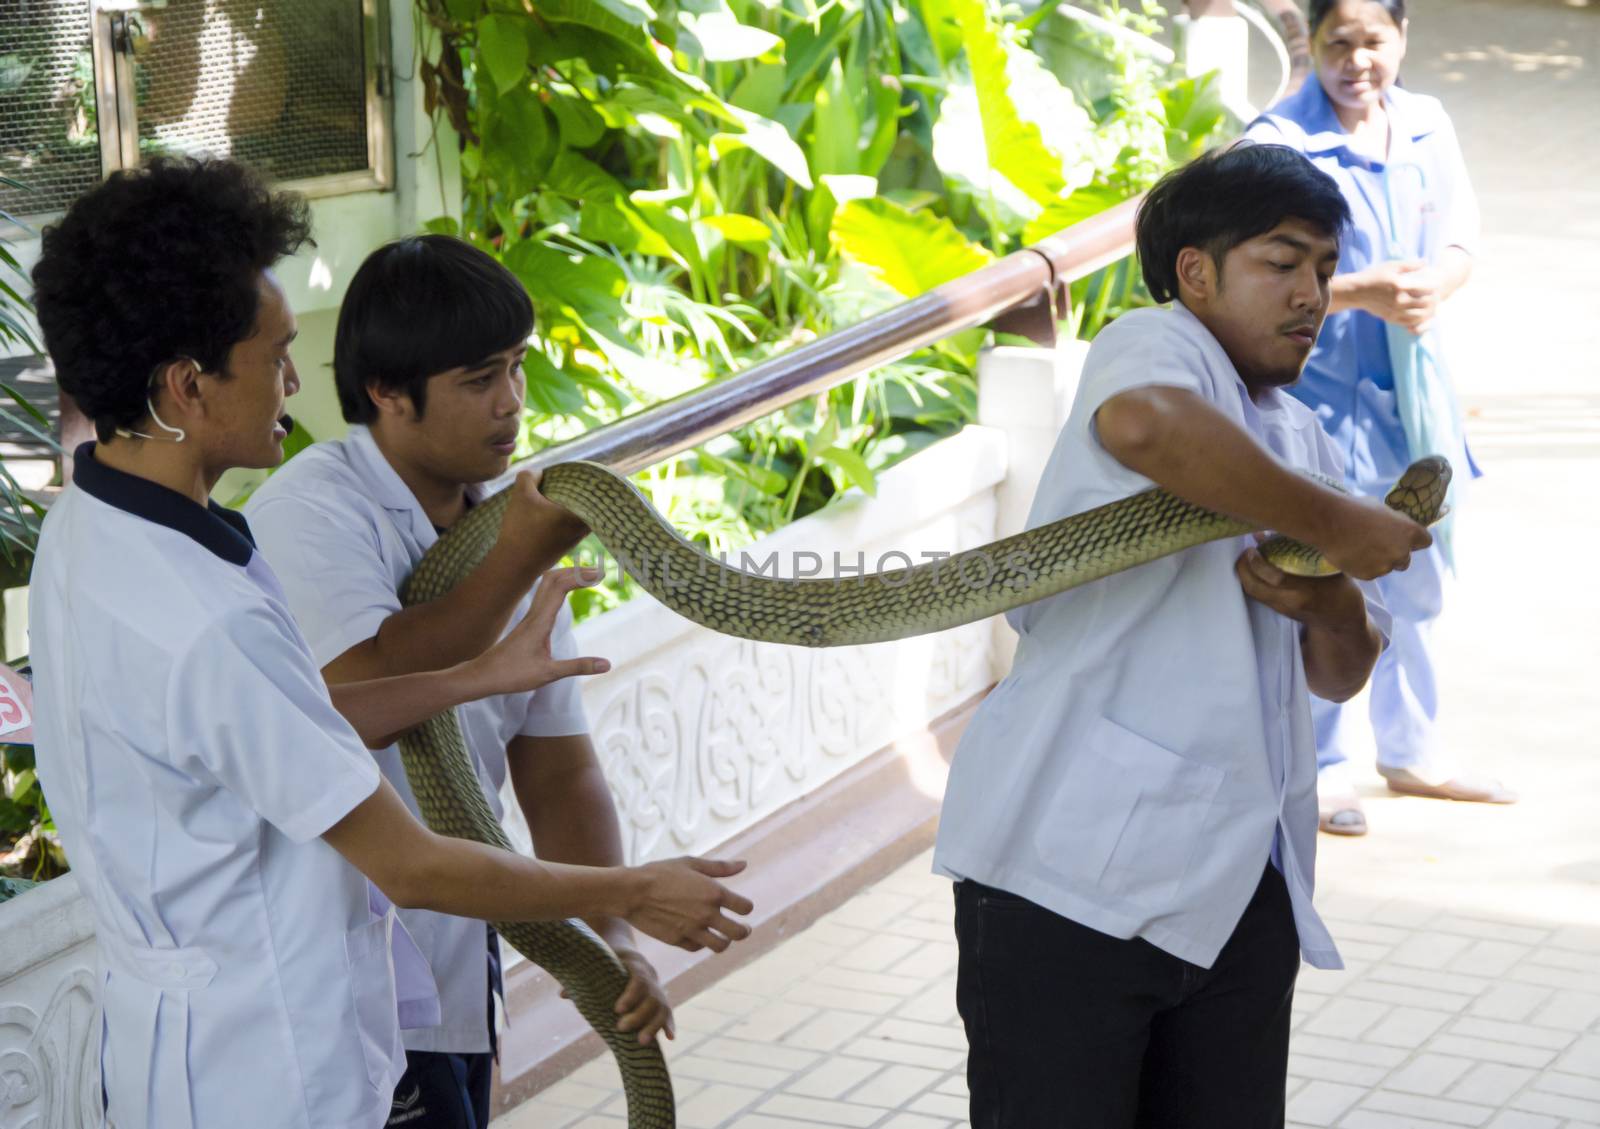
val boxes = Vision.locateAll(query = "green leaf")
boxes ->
[478,14,530,95]
[1,381,50,429]
[830,197,994,297]
[482,88,555,198]
[727,56,785,115]
[522,350,590,416]
[805,173,877,256]
[1022,182,1134,245]
[548,93,608,148]
[503,242,627,318]
[915,0,962,68]
[711,106,813,188]
[0,795,30,836]
[626,191,701,268]
[697,214,772,245]
[697,449,787,496]
[680,10,782,62]
[808,58,862,177]
[944,0,1069,207]
[422,216,461,236]
[1159,71,1227,161]
[817,446,877,496]
[543,148,626,201]
[522,0,674,78]
[578,201,676,259]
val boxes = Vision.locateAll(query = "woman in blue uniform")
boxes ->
[1245,0,1514,835]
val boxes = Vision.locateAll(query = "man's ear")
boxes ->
[366,380,415,422]
[155,358,206,421]
[1175,246,1216,305]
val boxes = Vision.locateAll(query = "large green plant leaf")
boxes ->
[712,106,813,188]
[543,149,626,201]
[808,58,863,177]
[478,14,530,94]
[503,242,628,319]
[945,0,1067,208]
[1160,71,1227,161]
[1021,182,1133,245]
[480,87,556,198]
[830,197,994,297]
[680,10,782,62]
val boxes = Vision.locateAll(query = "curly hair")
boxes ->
[31,157,312,442]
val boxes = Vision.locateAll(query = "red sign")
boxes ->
[0,665,34,746]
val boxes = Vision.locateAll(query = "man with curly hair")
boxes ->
[26,157,753,1129]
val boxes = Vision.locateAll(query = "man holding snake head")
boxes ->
[933,144,1431,1127]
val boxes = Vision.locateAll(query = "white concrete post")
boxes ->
[1173,3,1251,116]
[976,341,1088,677]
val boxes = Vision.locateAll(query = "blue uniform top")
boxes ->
[1245,80,1480,490]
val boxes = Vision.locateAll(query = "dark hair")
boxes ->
[1309,0,1405,34]
[1135,144,1351,304]
[333,235,533,424]
[31,156,311,442]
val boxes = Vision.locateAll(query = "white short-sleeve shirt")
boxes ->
[31,446,434,1129]
[934,304,1389,970]
[245,424,590,1052]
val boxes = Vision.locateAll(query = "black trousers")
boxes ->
[954,865,1300,1129]
[386,927,503,1129]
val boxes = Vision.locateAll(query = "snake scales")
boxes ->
[399,453,1450,1127]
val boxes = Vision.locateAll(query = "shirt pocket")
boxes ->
[1033,716,1225,908]
[344,915,402,1096]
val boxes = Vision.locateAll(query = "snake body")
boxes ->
[399,453,1450,1127]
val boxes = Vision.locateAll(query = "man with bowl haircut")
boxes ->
[246,235,678,1129]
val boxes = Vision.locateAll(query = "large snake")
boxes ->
[398,453,1450,1127]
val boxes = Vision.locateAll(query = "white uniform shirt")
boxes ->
[31,447,437,1129]
[934,305,1390,970]
[245,425,590,1053]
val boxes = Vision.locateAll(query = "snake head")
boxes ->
[1384,456,1452,527]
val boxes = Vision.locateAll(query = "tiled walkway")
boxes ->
[492,406,1600,1129]
[497,829,1600,1129]
[495,1,1600,1124]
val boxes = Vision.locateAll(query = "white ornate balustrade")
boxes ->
[0,345,1082,1128]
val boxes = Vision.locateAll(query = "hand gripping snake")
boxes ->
[398,453,1450,1127]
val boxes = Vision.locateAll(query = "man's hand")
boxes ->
[1315,495,1432,581]
[460,567,609,698]
[1237,543,1385,702]
[1349,260,1441,334]
[624,857,754,953]
[497,469,589,571]
[1236,546,1367,628]
[612,947,674,1045]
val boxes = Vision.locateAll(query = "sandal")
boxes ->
[1318,797,1368,837]
[1378,766,1517,804]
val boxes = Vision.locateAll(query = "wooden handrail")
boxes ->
[500,197,1142,482]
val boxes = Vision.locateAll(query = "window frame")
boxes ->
[86,0,394,201]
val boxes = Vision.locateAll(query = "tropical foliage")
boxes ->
[0,176,61,883]
[414,0,1228,616]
